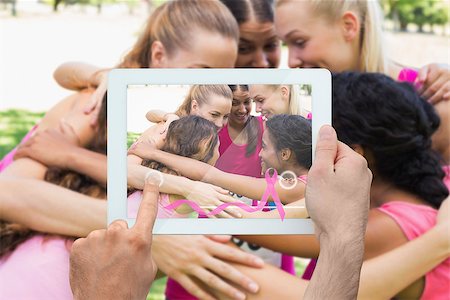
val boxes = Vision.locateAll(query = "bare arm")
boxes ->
[0,176,106,237]
[53,61,104,91]
[129,147,306,204]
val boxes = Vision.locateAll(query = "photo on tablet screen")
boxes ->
[126,84,313,221]
[107,69,331,234]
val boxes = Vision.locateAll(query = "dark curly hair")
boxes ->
[266,114,312,170]
[332,72,448,208]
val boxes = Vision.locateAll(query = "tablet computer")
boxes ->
[108,69,331,234]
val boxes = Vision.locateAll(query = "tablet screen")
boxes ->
[126,84,312,221]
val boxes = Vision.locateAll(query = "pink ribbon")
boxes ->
[163,168,286,220]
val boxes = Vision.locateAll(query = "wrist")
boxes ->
[65,146,80,170]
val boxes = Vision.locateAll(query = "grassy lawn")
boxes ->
[0,109,45,158]
[1,109,309,299]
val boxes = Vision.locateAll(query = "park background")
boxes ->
[0,0,449,299]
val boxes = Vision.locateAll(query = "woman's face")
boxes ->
[229,88,252,127]
[192,95,231,129]
[249,85,289,119]
[275,1,359,71]
[259,130,281,174]
[235,20,281,68]
[152,29,238,68]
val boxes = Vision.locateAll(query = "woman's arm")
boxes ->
[209,223,449,300]
[0,176,106,237]
[145,109,179,124]
[128,147,306,204]
[128,164,242,218]
[53,61,104,91]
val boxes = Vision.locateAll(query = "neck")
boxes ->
[228,118,246,131]
[370,179,425,208]
[281,164,308,178]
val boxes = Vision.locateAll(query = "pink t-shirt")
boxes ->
[378,201,450,299]
[127,191,186,219]
[0,235,73,299]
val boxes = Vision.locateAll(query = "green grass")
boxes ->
[1,110,309,298]
[0,109,45,159]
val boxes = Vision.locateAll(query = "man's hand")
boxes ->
[304,125,372,300]
[69,177,159,299]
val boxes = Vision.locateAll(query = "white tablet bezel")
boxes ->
[108,69,331,234]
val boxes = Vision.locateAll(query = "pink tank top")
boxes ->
[165,116,296,299]
[215,116,264,178]
[378,201,450,299]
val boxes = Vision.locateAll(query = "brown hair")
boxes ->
[128,116,218,195]
[0,96,108,257]
[118,0,239,68]
[175,85,233,117]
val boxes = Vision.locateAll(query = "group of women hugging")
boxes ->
[1,0,449,299]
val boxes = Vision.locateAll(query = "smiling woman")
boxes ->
[220,0,281,68]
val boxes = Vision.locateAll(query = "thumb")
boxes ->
[311,125,338,175]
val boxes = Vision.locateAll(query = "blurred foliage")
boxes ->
[382,0,449,32]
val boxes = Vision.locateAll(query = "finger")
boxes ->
[417,65,429,83]
[13,148,30,160]
[83,95,97,114]
[208,241,264,267]
[191,267,247,300]
[203,256,259,295]
[108,219,129,231]
[214,186,230,194]
[215,210,233,219]
[310,125,338,175]
[422,77,447,100]
[218,193,237,203]
[133,173,160,235]
[174,275,216,300]
[224,207,242,218]
[90,109,100,127]
[443,91,450,101]
[206,235,232,243]
[428,90,445,105]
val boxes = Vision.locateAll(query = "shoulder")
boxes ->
[364,208,409,260]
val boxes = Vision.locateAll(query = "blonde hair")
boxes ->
[277,0,388,73]
[119,0,239,68]
[175,85,233,117]
[268,85,307,117]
